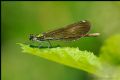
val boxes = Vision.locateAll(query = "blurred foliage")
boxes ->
[100,34,120,65]
[1,1,120,80]
[95,34,120,80]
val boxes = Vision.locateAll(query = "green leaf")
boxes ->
[17,43,102,76]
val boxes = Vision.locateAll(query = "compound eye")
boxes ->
[29,34,34,41]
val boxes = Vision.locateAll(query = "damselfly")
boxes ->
[29,20,100,47]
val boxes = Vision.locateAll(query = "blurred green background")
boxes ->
[1,1,120,80]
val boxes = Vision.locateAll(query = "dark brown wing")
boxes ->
[44,20,91,40]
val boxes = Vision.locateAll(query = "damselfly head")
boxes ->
[29,34,35,41]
